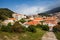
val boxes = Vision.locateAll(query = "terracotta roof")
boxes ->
[34,18,43,21]
[44,17,56,20]
[26,21,39,25]
[8,18,16,20]
[45,21,57,24]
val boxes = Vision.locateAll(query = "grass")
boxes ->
[54,32,60,40]
[0,28,46,40]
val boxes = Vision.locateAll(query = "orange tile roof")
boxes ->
[44,17,56,21]
[34,18,43,21]
[26,21,39,25]
[45,21,57,24]
[8,18,16,20]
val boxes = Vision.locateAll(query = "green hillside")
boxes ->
[0,8,14,20]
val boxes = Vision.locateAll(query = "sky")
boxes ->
[0,0,60,15]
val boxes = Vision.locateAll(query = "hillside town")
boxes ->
[0,0,60,40]
[1,13,59,32]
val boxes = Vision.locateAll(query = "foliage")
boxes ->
[57,22,60,25]
[0,8,14,20]
[0,28,46,40]
[41,25,49,31]
[54,32,60,40]
[36,24,49,31]
[53,25,60,32]
[36,24,42,28]
[28,20,32,22]
[19,18,26,23]
[11,21,26,33]
[1,23,12,32]
[27,25,36,33]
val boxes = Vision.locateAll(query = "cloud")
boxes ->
[15,4,48,15]
[15,0,60,15]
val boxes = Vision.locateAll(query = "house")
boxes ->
[43,16,57,26]
[23,20,40,28]
[34,17,43,21]
[29,16,34,20]
[25,21,40,25]
[24,16,58,27]
[12,14,26,20]
[2,18,16,26]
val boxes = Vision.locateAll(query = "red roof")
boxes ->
[8,18,16,20]
[26,21,39,25]
[34,18,43,21]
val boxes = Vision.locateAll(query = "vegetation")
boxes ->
[38,13,51,17]
[53,23,60,40]
[54,32,60,40]
[19,18,26,23]
[0,8,14,20]
[53,25,60,32]
[1,22,26,33]
[1,23,12,32]
[38,7,60,16]
[57,22,60,25]
[11,21,26,33]
[36,24,49,31]
[27,25,36,33]
[0,28,46,40]
[0,21,47,40]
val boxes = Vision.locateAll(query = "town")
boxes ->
[2,13,58,30]
[0,0,60,40]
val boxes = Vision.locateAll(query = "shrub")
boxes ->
[53,27,57,32]
[1,23,12,32]
[41,25,49,31]
[27,25,36,33]
[53,25,60,32]
[57,22,60,25]
[36,24,42,28]
[11,22,26,33]
[36,24,49,31]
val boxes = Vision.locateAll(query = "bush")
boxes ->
[53,25,60,32]
[57,22,60,25]
[36,24,42,28]
[27,25,36,33]
[53,27,57,32]
[1,23,12,32]
[36,24,49,31]
[41,25,49,31]
[11,22,26,33]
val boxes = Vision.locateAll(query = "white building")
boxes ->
[12,14,26,20]
[2,18,16,26]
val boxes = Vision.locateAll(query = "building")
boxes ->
[12,14,26,20]
[24,16,58,27]
[2,18,16,26]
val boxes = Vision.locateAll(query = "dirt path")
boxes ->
[42,32,58,40]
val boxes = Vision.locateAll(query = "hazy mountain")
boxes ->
[38,7,60,16]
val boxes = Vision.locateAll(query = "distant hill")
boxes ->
[0,8,14,20]
[38,7,60,16]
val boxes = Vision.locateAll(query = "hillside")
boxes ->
[38,7,60,16]
[0,8,14,20]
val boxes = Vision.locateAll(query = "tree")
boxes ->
[19,18,26,23]
[1,22,12,32]
[11,21,26,33]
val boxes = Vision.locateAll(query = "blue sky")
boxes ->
[0,0,60,15]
